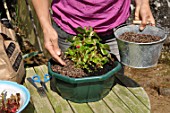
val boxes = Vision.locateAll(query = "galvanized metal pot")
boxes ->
[114,25,167,68]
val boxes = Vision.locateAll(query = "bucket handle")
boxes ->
[114,21,169,35]
[132,20,169,35]
[113,22,141,32]
[113,23,131,32]
[113,20,152,32]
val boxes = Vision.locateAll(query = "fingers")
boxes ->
[148,17,156,26]
[134,1,155,31]
[139,17,147,31]
[45,43,66,66]
[44,33,66,65]
[134,5,147,30]
[140,15,155,30]
[43,27,66,66]
[133,17,156,31]
[134,6,140,21]
[51,37,61,56]
[132,20,147,30]
[133,13,155,31]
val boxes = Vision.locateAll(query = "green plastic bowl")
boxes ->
[48,59,121,103]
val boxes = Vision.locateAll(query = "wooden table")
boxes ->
[22,65,151,113]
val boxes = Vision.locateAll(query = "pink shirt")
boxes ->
[52,0,131,35]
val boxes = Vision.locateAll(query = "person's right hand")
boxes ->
[43,25,66,65]
[134,0,155,30]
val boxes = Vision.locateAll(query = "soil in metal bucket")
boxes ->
[119,32,170,113]
[119,32,161,43]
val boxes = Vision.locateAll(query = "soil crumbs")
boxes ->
[119,32,161,43]
[124,62,170,113]
[51,54,115,78]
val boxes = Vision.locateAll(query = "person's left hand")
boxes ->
[134,1,155,30]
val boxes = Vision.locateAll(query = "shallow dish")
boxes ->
[0,80,30,113]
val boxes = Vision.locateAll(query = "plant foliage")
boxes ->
[65,26,113,72]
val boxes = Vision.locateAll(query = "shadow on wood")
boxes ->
[22,102,35,113]
[115,73,140,87]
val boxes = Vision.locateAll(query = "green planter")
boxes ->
[48,59,121,103]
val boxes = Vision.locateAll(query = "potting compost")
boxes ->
[119,32,161,43]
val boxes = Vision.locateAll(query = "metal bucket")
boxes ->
[114,25,167,68]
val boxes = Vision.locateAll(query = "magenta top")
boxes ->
[52,0,131,35]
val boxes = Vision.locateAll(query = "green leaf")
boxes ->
[73,40,82,47]
[77,33,83,38]
[76,27,85,33]
[93,32,100,39]
[101,57,109,64]
[83,54,89,62]
[84,38,94,45]
[101,49,109,55]
[66,48,75,56]
[89,27,93,32]
[86,47,95,54]
[103,44,110,50]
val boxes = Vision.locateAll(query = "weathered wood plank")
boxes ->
[68,101,93,113]
[88,100,113,113]
[103,90,132,113]
[25,67,55,113]
[128,87,151,110]
[35,65,74,113]
[21,101,36,113]
[115,75,151,110]
[22,83,36,113]
[112,84,150,113]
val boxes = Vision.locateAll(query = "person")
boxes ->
[31,0,155,66]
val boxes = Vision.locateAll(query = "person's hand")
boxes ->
[134,0,155,30]
[43,25,66,65]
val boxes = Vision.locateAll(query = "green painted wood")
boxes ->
[88,100,113,113]
[115,75,151,110]
[103,90,132,113]
[35,65,74,113]
[112,84,150,113]
[25,67,55,113]
[127,87,151,110]
[68,101,93,113]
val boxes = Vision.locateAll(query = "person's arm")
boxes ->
[134,0,155,30]
[31,0,66,65]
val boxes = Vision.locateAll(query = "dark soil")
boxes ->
[119,32,161,43]
[51,53,115,78]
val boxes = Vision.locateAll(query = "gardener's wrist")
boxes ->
[135,0,149,5]
[38,17,52,32]
[41,23,53,34]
